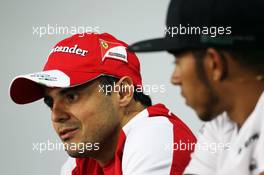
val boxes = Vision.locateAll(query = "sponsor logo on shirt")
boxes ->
[249,158,257,172]
[238,133,259,154]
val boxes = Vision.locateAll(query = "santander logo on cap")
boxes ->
[49,44,88,56]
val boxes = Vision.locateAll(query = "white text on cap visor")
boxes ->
[15,70,71,87]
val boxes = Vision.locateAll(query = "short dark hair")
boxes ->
[97,75,152,107]
[192,48,264,80]
[224,49,264,74]
[171,48,264,82]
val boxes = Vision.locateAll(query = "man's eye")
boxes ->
[65,93,79,103]
[174,59,180,65]
[44,96,53,108]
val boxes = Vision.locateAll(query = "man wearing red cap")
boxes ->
[10,33,196,175]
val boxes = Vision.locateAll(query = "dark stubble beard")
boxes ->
[192,50,222,122]
[198,86,220,122]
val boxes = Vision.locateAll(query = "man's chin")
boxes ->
[66,150,86,158]
[196,110,216,122]
[65,147,99,158]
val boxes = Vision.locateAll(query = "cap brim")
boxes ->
[10,70,101,104]
[128,36,201,53]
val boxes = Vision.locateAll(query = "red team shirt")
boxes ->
[61,104,196,175]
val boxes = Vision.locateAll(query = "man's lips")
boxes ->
[59,127,79,140]
[181,91,185,98]
[181,91,188,104]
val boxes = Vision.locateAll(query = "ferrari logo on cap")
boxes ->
[101,41,109,49]
[99,39,128,63]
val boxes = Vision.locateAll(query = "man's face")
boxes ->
[44,80,120,157]
[170,51,219,121]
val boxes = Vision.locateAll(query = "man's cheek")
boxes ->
[52,123,60,135]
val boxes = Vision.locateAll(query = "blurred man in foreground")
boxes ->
[129,0,264,174]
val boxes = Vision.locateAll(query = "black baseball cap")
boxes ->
[129,0,264,52]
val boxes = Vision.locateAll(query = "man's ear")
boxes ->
[115,76,134,107]
[204,48,227,81]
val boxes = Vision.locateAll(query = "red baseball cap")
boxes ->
[10,33,142,104]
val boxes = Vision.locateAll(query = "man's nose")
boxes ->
[171,67,181,86]
[51,101,70,123]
